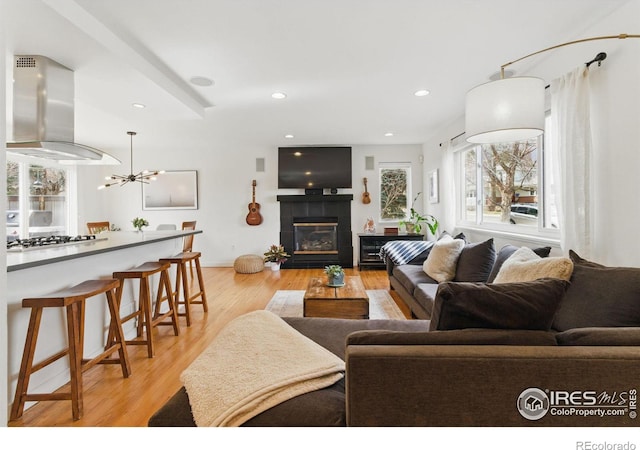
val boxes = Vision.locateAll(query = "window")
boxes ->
[379,163,411,222]
[6,158,70,241]
[457,121,558,235]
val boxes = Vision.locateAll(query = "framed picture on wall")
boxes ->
[142,170,198,210]
[429,169,439,204]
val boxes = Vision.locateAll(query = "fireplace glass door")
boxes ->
[293,222,338,254]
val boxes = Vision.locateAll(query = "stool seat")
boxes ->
[234,254,264,274]
[159,251,208,327]
[113,261,169,278]
[11,278,130,421]
[113,261,179,358]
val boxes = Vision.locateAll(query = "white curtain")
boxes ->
[550,66,593,257]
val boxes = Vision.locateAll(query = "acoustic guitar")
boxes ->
[362,177,371,204]
[246,180,263,226]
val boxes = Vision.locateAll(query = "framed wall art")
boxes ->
[142,170,198,210]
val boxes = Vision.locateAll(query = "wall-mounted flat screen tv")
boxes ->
[278,146,352,189]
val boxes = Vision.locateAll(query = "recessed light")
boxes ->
[190,76,214,87]
[285,134,294,139]
[384,132,394,137]
[272,92,287,99]
[414,89,430,97]
[132,103,146,109]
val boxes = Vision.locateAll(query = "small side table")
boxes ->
[358,233,424,270]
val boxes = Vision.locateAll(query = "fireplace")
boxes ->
[293,221,338,254]
[277,194,353,268]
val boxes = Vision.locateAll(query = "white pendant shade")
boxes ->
[465,77,545,144]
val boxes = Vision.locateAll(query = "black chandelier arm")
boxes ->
[97,131,164,189]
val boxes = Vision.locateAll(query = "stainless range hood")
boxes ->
[6,55,119,165]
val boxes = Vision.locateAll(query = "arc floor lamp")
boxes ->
[465,33,640,144]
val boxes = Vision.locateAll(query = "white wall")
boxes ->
[422,0,640,266]
[75,107,423,267]
[1,3,9,425]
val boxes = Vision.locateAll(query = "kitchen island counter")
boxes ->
[7,229,201,272]
[6,229,202,417]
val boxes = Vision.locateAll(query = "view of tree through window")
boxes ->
[482,140,537,224]
[6,161,68,240]
[460,136,556,231]
[379,165,410,221]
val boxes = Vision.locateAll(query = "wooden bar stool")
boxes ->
[10,279,131,421]
[112,261,179,358]
[159,251,208,327]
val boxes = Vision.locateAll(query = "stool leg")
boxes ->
[10,307,43,420]
[66,301,83,420]
[105,288,131,378]
[179,262,192,326]
[194,257,209,312]
[160,269,180,336]
[140,277,154,358]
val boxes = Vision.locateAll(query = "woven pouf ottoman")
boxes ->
[233,254,265,274]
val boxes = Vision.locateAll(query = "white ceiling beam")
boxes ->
[42,0,209,118]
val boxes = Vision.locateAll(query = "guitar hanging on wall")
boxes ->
[362,177,371,204]
[246,180,263,226]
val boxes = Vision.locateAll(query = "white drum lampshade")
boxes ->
[465,77,545,144]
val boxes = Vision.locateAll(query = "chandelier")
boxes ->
[98,131,163,189]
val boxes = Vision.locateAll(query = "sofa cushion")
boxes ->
[413,283,440,317]
[454,238,496,282]
[283,317,430,359]
[487,245,552,283]
[555,327,640,346]
[493,247,573,283]
[422,234,466,282]
[347,328,558,346]
[429,278,570,331]
[393,264,437,295]
[552,251,640,331]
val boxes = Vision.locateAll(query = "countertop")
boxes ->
[7,229,201,272]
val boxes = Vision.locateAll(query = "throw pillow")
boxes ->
[486,245,552,283]
[422,234,465,282]
[492,247,573,283]
[429,279,570,331]
[454,238,496,282]
[551,251,640,331]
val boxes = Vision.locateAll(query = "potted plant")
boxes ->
[132,217,149,232]
[263,244,290,271]
[324,265,345,286]
[399,192,439,236]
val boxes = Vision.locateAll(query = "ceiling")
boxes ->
[3,0,632,147]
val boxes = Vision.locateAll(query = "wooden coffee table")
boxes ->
[303,276,369,319]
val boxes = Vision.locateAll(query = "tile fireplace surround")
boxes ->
[277,194,353,268]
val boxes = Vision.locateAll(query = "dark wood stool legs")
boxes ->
[10,279,130,421]
[112,261,179,358]
[160,251,208,327]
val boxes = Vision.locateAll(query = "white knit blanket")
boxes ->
[180,310,345,427]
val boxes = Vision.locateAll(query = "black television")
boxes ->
[278,146,352,190]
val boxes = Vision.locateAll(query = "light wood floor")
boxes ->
[8,267,407,427]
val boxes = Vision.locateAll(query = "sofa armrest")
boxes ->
[345,344,640,426]
[555,327,640,346]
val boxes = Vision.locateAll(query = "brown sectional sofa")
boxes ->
[149,246,640,427]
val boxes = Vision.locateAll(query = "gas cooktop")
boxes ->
[7,235,108,251]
